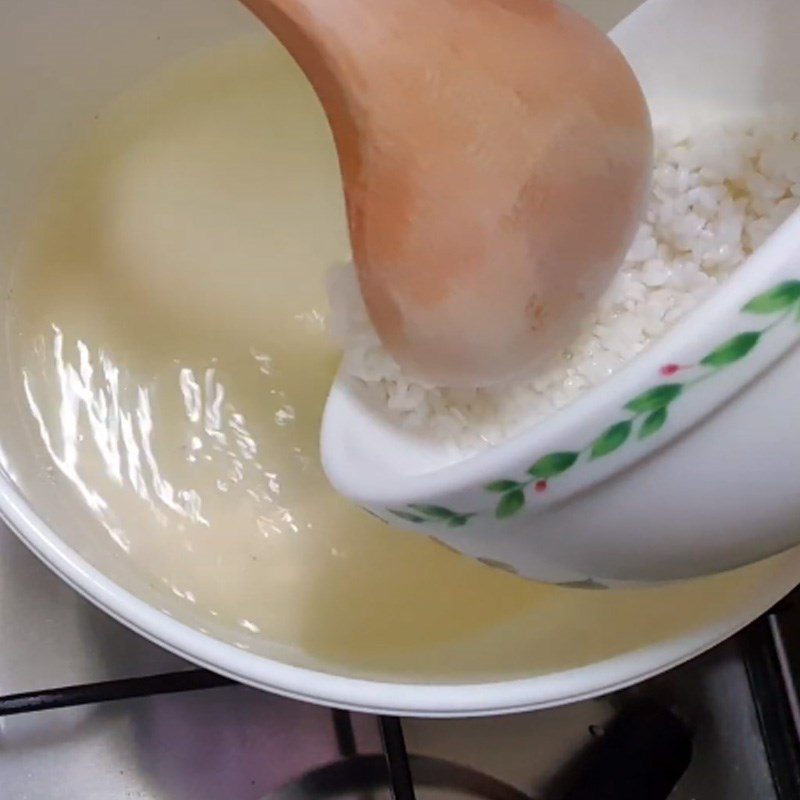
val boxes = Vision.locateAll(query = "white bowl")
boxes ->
[323,0,800,585]
[0,0,798,717]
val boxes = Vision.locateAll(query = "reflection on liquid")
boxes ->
[24,328,275,541]
[24,329,116,528]
[0,439,16,484]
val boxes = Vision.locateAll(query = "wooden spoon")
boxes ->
[239,0,652,386]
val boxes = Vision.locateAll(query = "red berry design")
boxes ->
[535,480,548,493]
[660,364,681,376]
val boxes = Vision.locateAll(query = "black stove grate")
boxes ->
[0,665,426,800]
[743,598,800,800]
[0,668,234,717]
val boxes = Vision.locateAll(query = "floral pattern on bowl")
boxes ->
[387,280,800,526]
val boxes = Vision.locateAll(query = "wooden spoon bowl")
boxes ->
[240,0,652,386]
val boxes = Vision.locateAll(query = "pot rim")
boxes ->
[2,468,798,716]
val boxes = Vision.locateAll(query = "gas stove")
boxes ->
[1,520,799,799]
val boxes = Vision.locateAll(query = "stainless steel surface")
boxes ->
[403,651,776,800]
[0,521,186,696]
[0,682,375,799]
[263,754,536,800]
[647,648,775,799]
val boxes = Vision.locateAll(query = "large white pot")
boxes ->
[1,0,799,716]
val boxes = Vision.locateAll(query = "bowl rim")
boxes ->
[2,465,799,716]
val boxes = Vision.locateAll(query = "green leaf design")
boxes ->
[590,420,633,459]
[408,504,457,521]
[496,490,526,519]
[486,480,522,493]
[389,509,426,524]
[625,384,683,414]
[528,451,580,479]
[405,281,800,527]
[743,281,800,314]
[700,331,761,368]
[477,557,520,575]
[639,407,668,439]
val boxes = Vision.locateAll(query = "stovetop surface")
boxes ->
[1,519,793,800]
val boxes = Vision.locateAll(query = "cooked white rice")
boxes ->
[327,114,800,452]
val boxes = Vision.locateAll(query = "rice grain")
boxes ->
[327,115,800,452]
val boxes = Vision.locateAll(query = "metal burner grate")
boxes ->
[0,669,234,717]
[0,669,692,800]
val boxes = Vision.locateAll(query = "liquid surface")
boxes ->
[7,35,786,681]
[10,41,551,672]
